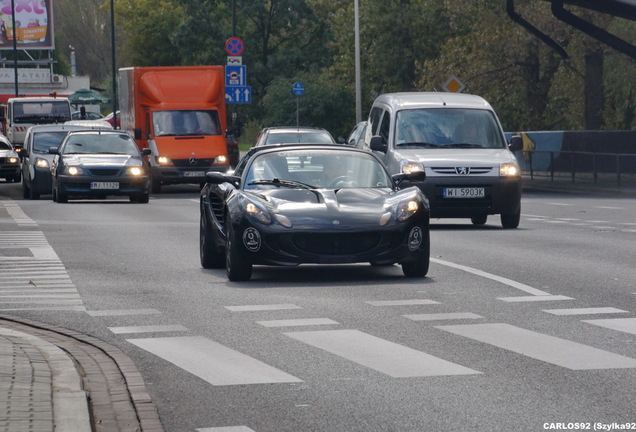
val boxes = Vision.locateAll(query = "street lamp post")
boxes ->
[11,0,18,96]
[110,0,118,127]
[354,0,361,123]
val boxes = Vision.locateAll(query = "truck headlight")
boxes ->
[214,155,229,165]
[156,156,173,166]
[400,161,424,175]
[500,162,519,177]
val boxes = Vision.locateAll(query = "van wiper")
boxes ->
[446,143,485,148]
[248,178,317,189]
[395,142,442,148]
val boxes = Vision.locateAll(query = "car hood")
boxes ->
[62,154,141,166]
[0,149,19,158]
[247,187,424,227]
[393,148,517,165]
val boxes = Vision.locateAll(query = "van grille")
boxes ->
[431,166,494,175]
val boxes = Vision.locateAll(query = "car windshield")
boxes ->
[62,134,139,155]
[244,149,392,190]
[266,132,334,145]
[395,108,506,149]
[33,131,70,153]
[153,110,221,136]
[0,141,11,150]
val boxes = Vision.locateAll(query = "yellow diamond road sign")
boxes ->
[443,75,465,93]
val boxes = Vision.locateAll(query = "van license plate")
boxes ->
[184,171,205,177]
[91,182,119,190]
[443,187,484,198]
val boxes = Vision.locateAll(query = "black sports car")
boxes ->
[200,144,431,281]
[50,130,150,203]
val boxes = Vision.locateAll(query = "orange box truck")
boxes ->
[119,66,231,193]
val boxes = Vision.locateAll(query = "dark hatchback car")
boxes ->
[253,126,337,147]
[50,130,150,203]
[200,144,430,281]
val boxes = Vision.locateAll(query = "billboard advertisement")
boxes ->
[0,0,54,50]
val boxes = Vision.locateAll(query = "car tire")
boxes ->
[200,209,224,269]
[471,215,487,225]
[402,229,430,278]
[501,208,520,229]
[225,222,252,281]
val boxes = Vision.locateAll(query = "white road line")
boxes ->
[543,307,628,316]
[546,202,573,206]
[127,336,303,386]
[498,295,573,302]
[86,309,162,317]
[582,318,636,335]
[109,324,188,334]
[404,312,483,321]
[196,427,256,432]
[226,304,302,312]
[431,258,552,296]
[257,318,339,327]
[284,329,480,377]
[365,299,439,306]
[437,323,636,370]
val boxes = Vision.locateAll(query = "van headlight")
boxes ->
[35,158,49,168]
[500,162,519,177]
[400,161,424,175]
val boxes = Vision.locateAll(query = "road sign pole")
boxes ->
[296,97,299,127]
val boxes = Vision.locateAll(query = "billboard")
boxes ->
[0,0,54,50]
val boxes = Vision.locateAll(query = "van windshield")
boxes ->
[153,110,221,137]
[395,108,506,149]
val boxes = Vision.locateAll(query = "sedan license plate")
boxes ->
[443,187,484,198]
[184,171,205,177]
[90,182,119,190]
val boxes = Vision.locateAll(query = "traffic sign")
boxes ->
[225,65,246,87]
[227,56,242,65]
[225,37,244,56]
[292,81,304,96]
[442,75,465,93]
[226,86,252,104]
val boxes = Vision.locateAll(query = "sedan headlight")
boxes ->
[500,162,520,177]
[64,166,84,176]
[7,157,19,164]
[239,196,272,224]
[156,156,173,166]
[127,166,144,176]
[396,199,420,222]
[400,161,424,175]
[35,158,49,168]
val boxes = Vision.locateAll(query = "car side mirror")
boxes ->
[48,147,59,154]
[141,148,151,156]
[509,135,523,152]
[205,171,241,188]
[369,135,387,152]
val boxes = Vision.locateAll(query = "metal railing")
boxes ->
[522,150,636,186]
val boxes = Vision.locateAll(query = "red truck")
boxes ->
[119,66,234,193]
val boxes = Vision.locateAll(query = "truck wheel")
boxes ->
[402,229,430,278]
[501,208,520,229]
[200,210,224,269]
[225,223,252,281]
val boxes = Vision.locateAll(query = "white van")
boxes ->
[366,92,523,228]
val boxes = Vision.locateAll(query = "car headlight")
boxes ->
[35,158,49,168]
[156,156,173,166]
[396,199,420,221]
[127,166,144,176]
[400,161,424,175]
[65,166,84,175]
[500,162,520,177]
[7,157,19,164]
[239,196,272,224]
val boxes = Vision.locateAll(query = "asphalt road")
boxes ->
[1,182,635,432]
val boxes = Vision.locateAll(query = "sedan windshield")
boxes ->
[62,134,140,155]
[244,150,392,190]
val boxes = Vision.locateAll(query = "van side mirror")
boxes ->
[369,135,387,152]
[48,147,59,154]
[141,148,151,156]
[509,135,523,152]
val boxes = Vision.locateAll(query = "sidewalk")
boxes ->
[0,315,164,432]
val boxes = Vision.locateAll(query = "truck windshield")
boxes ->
[13,102,72,124]
[395,108,506,149]
[153,110,221,137]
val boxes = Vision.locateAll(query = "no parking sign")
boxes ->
[225,37,244,56]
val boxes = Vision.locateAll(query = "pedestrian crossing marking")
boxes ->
[543,307,628,316]
[437,323,636,370]
[498,295,573,302]
[284,329,480,377]
[226,304,302,312]
[582,318,636,336]
[365,299,439,306]
[109,324,188,334]
[256,318,339,327]
[127,336,303,386]
[405,312,483,321]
